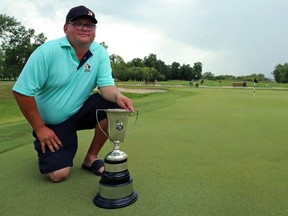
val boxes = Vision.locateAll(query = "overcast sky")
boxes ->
[1,0,288,78]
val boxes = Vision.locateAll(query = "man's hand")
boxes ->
[100,86,134,112]
[35,126,62,154]
[116,93,134,112]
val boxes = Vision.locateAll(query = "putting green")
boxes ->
[1,87,288,215]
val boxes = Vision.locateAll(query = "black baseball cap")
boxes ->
[66,5,97,24]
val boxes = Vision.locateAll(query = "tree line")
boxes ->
[202,72,269,82]
[272,64,288,83]
[0,14,46,80]
[1,14,287,83]
[110,53,203,81]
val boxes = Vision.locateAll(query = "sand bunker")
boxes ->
[118,88,166,93]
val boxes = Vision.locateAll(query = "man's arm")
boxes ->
[13,91,45,131]
[13,91,62,153]
[99,86,134,112]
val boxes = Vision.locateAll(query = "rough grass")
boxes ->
[0,82,25,124]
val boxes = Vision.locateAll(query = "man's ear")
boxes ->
[63,24,68,33]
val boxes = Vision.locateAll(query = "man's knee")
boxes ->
[45,167,71,183]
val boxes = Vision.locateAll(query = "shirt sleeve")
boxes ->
[12,46,48,96]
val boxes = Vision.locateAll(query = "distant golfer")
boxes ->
[189,79,194,87]
[12,5,134,182]
[253,78,258,96]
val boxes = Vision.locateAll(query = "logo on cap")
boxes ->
[88,11,93,16]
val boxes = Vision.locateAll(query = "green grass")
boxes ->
[0,82,25,123]
[0,82,33,153]
[0,121,33,153]
[1,81,288,215]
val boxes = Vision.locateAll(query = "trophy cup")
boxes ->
[93,109,138,209]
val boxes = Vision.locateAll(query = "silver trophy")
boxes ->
[93,109,138,209]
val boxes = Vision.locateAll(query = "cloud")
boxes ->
[1,0,288,78]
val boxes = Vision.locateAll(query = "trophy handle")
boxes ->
[130,109,138,130]
[96,109,110,140]
[96,109,139,142]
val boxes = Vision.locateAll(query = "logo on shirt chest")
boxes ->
[84,64,91,72]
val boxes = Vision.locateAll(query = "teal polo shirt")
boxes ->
[13,37,115,124]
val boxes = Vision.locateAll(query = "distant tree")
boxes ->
[0,14,46,80]
[143,53,158,68]
[272,63,288,83]
[109,54,127,80]
[127,58,145,67]
[215,75,236,80]
[108,52,204,81]
[193,62,203,80]
[124,66,165,81]
[256,73,266,81]
[170,62,181,80]
[241,73,268,82]
[126,67,145,81]
[203,72,215,80]
[180,64,194,80]
[100,41,108,50]
[156,59,170,80]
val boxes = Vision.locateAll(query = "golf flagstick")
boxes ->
[253,78,258,97]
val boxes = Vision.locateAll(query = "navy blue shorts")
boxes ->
[33,93,119,174]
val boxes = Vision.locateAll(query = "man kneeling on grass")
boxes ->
[12,5,134,182]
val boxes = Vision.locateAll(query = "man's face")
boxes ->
[64,17,96,46]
